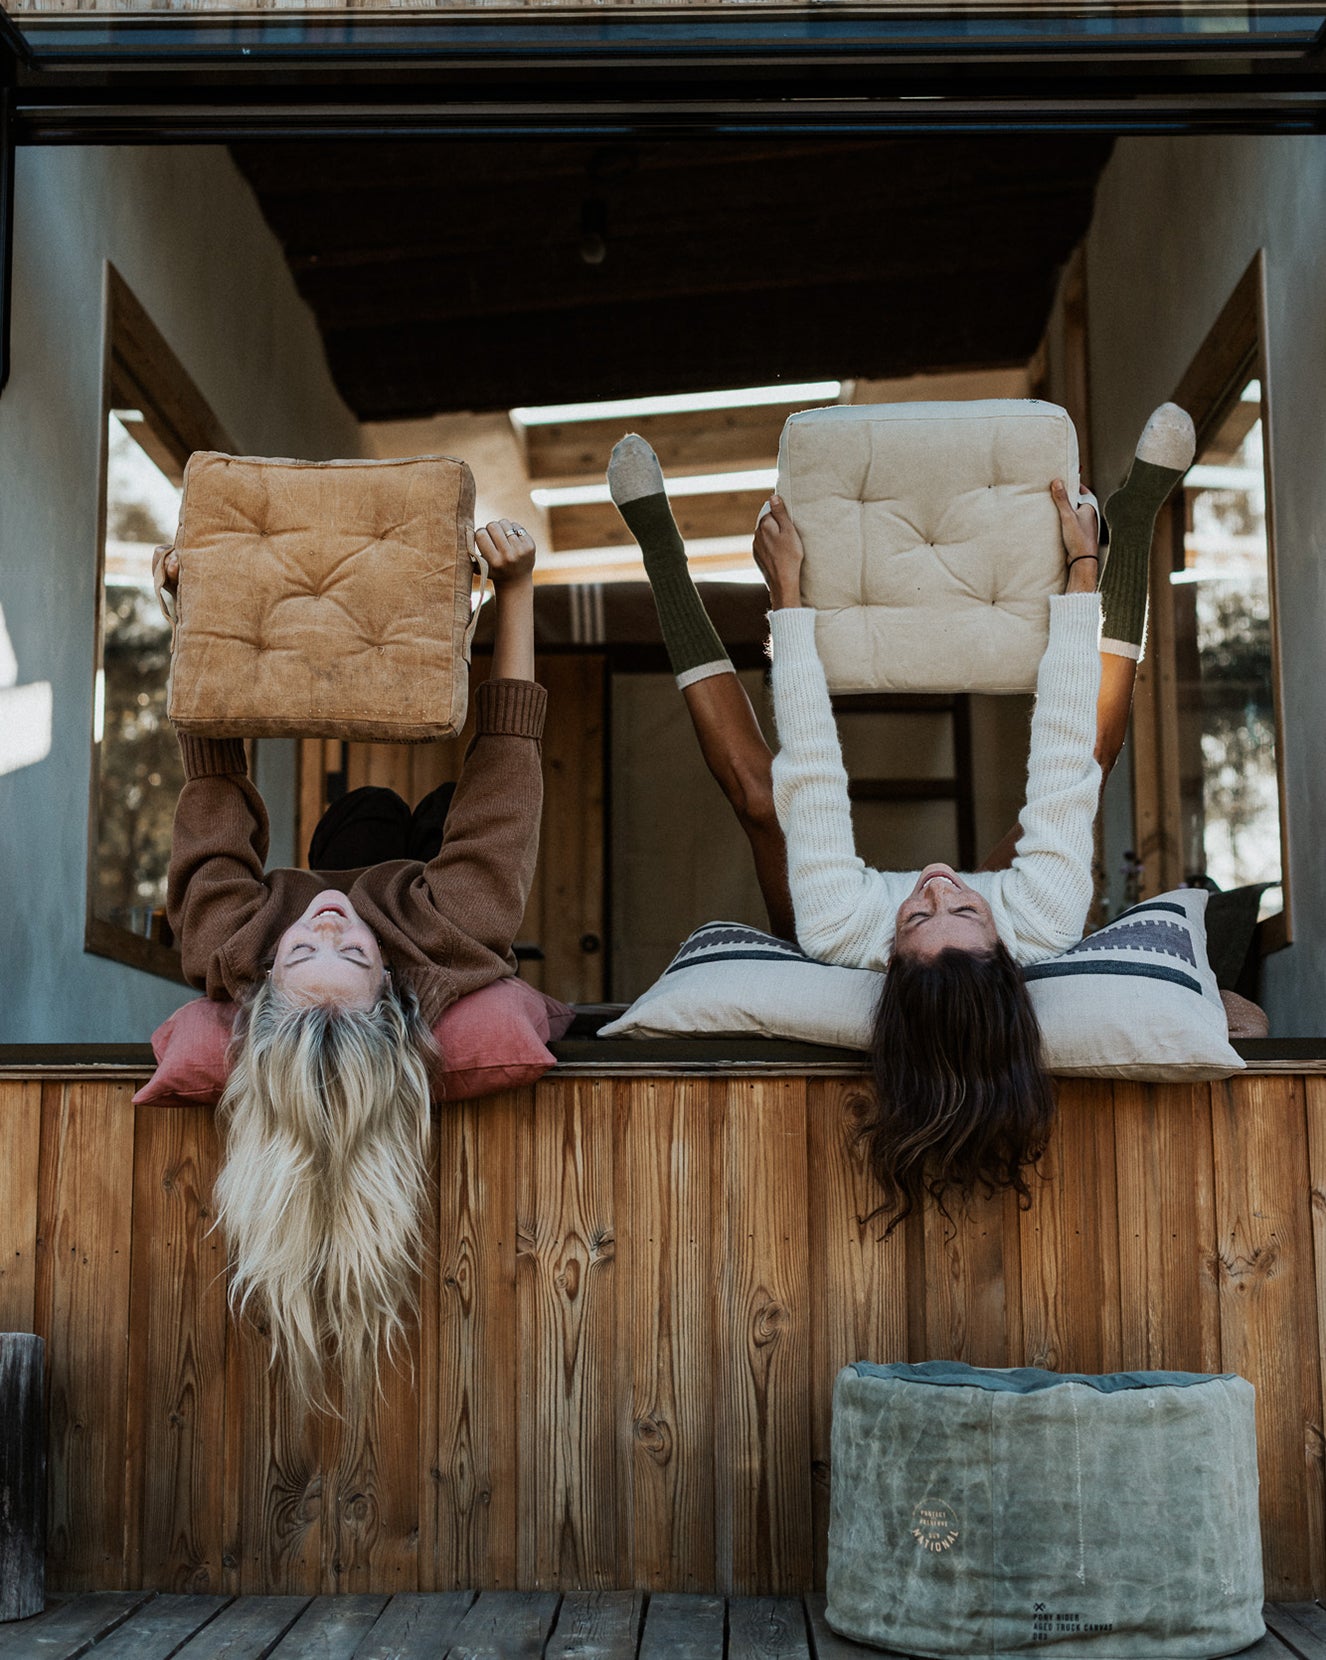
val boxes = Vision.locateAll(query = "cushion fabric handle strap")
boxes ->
[464,548,490,660]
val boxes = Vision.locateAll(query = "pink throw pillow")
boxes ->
[132,978,574,1109]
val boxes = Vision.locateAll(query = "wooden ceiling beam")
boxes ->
[291,241,1077,332]
[233,135,1109,200]
[325,277,1043,416]
[519,399,823,483]
[258,171,1098,270]
[547,486,769,553]
[226,135,1113,421]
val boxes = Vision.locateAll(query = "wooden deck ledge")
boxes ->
[3,1061,1326,1601]
[1,1035,1324,1080]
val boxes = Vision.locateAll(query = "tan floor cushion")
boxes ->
[777,400,1083,694]
[166,451,480,741]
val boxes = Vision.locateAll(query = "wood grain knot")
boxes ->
[343,1490,372,1523]
[1217,1240,1282,1287]
[843,1093,873,1134]
[750,1296,787,1346]
[634,1413,673,1465]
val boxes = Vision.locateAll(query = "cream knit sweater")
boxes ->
[769,593,1103,969]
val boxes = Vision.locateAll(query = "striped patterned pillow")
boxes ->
[599,922,880,1051]
[600,891,1244,1081]
[1024,888,1243,1078]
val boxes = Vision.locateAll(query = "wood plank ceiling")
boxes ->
[229,135,1113,420]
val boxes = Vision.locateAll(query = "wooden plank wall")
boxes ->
[2,1071,1324,1600]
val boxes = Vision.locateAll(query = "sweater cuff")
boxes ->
[767,606,817,643]
[474,678,547,740]
[1048,590,1103,639]
[176,732,249,780]
[768,607,827,730]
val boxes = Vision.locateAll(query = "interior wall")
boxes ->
[1084,136,1326,1034]
[611,673,1038,1002]
[0,146,362,1043]
[611,669,773,999]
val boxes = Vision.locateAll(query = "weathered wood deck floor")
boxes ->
[2,1594,1325,1660]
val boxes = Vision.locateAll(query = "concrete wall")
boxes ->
[0,146,362,1042]
[1085,136,1326,1034]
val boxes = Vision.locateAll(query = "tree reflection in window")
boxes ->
[93,411,183,944]
[1173,378,1282,923]
[87,267,231,978]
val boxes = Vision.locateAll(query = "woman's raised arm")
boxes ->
[403,520,546,992]
[757,497,910,968]
[165,738,275,992]
[985,481,1103,958]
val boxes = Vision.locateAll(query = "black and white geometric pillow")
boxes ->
[601,891,1244,1080]
[1024,896,1210,996]
[601,921,882,1049]
[1024,889,1243,1079]
[664,922,831,975]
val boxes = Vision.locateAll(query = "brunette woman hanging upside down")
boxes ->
[606,409,1194,1228]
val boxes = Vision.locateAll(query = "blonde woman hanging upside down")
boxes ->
[157,517,544,1407]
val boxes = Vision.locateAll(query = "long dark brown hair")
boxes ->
[860,940,1055,1233]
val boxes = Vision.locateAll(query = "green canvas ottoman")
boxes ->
[828,1362,1263,1659]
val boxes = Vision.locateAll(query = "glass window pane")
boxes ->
[1172,377,1282,922]
[93,410,183,943]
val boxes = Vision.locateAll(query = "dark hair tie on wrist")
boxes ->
[1066,554,1100,568]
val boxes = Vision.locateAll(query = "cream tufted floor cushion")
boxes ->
[828,1361,1264,1659]
[166,452,480,741]
[777,400,1085,694]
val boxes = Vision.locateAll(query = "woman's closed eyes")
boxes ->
[904,905,979,927]
[284,942,373,967]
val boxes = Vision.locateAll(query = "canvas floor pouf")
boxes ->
[828,1362,1263,1660]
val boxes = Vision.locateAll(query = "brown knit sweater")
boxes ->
[166,678,547,1024]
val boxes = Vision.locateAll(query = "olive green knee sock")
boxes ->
[1100,403,1196,658]
[607,434,732,687]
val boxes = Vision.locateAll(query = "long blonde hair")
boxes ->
[215,976,438,1412]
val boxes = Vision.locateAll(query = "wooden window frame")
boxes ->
[1130,249,1290,953]
[84,262,233,982]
